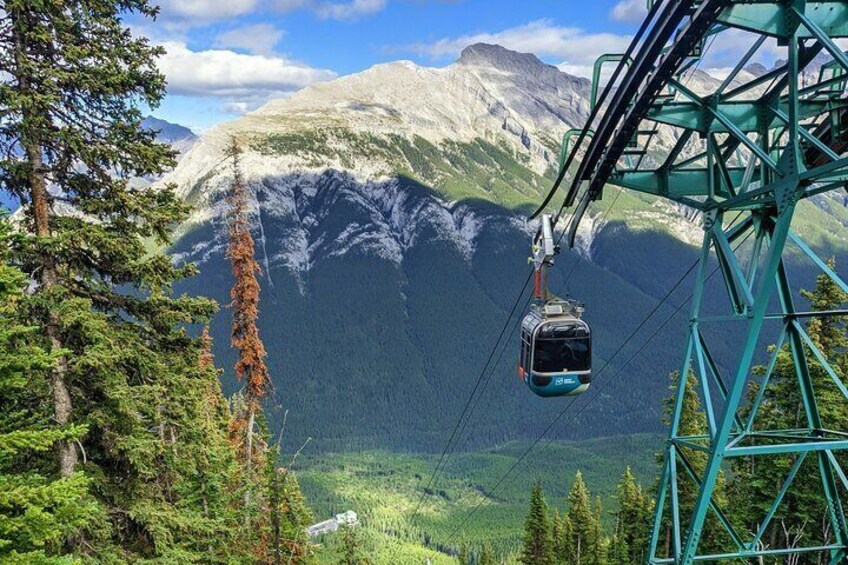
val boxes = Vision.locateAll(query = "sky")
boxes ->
[140,0,790,132]
[139,0,653,131]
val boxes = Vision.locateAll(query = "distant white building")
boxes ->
[306,510,359,537]
[336,510,358,526]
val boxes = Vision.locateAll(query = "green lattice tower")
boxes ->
[551,1,848,562]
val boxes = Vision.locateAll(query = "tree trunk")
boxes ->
[243,404,255,525]
[246,404,255,472]
[11,7,77,478]
[576,535,581,565]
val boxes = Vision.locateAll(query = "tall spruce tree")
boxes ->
[226,138,272,492]
[613,467,652,564]
[521,482,554,565]
[551,509,565,562]
[226,138,277,556]
[730,262,848,552]
[563,472,603,565]
[591,496,607,565]
[559,513,576,564]
[0,218,98,562]
[0,2,247,561]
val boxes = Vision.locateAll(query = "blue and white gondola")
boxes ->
[519,299,592,398]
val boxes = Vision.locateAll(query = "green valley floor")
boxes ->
[298,434,662,564]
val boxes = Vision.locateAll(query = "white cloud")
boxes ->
[610,0,646,23]
[158,0,388,26]
[214,24,286,55]
[402,19,632,78]
[160,0,261,21]
[221,101,255,115]
[157,41,336,112]
[314,0,387,19]
[696,29,784,70]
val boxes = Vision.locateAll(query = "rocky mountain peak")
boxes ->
[744,62,768,77]
[142,115,197,156]
[143,116,195,143]
[458,43,556,75]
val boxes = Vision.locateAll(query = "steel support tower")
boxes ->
[537,1,848,562]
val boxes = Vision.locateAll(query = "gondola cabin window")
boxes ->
[533,324,591,373]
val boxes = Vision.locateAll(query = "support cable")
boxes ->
[398,205,581,556]
[531,0,666,221]
[392,267,535,557]
[451,193,621,454]
[445,220,751,544]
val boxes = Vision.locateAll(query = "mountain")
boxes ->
[165,43,591,212]
[142,115,198,157]
[161,44,848,454]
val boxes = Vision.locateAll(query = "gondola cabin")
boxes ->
[519,300,592,398]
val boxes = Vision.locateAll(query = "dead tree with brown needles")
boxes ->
[226,138,272,519]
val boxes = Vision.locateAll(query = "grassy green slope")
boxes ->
[245,128,549,211]
[298,435,662,563]
[242,127,848,253]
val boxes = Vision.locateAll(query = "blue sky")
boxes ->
[141,0,652,131]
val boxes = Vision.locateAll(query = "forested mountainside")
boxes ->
[162,43,848,453]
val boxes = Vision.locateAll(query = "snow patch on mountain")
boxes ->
[173,167,508,292]
[162,43,727,287]
[573,213,606,261]
[630,201,703,246]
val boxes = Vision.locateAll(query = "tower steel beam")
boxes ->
[542,0,848,562]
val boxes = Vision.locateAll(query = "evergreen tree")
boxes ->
[551,509,564,563]
[591,496,607,565]
[0,2,248,561]
[521,481,554,565]
[657,371,726,557]
[185,328,252,563]
[479,542,495,565]
[730,261,848,552]
[613,467,652,564]
[564,472,600,565]
[226,138,273,532]
[338,524,369,565]
[608,533,629,565]
[227,138,272,465]
[559,514,576,564]
[271,468,315,564]
[0,219,97,562]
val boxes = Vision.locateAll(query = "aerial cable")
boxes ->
[394,266,536,559]
[531,0,665,222]
[401,204,585,552]
[527,222,752,468]
[444,257,696,544]
[387,271,535,565]
[452,293,533,453]
[446,222,751,544]
[445,207,585,455]
[450,196,609,454]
